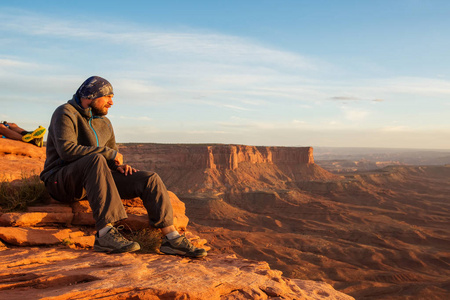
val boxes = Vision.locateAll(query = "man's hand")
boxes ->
[114,152,124,166]
[116,164,138,176]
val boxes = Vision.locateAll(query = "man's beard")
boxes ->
[90,100,108,116]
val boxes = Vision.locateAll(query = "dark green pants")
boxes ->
[45,153,173,230]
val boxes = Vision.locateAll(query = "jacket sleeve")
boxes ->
[105,119,120,170]
[51,107,117,163]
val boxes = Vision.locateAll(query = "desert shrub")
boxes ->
[126,228,163,254]
[61,238,73,246]
[0,174,50,212]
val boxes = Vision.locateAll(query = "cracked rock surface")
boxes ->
[0,247,353,300]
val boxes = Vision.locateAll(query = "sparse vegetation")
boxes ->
[125,228,163,253]
[61,238,73,246]
[0,174,50,212]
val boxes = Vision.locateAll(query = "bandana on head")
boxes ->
[76,76,114,100]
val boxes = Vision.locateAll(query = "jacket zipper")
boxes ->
[88,111,100,146]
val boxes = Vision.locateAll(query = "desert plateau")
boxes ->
[119,143,450,299]
[1,139,449,299]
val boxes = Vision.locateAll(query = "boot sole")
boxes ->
[94,242,141,254]
[160,246,207,258]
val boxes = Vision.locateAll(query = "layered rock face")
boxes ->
[120,144,313,171]
[205,145,314,170]
[119,144,330,194]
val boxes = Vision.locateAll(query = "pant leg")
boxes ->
[45,153,128,230]
[112,170,174,228]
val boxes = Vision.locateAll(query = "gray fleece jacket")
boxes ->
[40,95,118,182]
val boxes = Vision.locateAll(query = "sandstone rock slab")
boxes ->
[0,212,73,227]
[0,247,354,300]
[0,227,94,247]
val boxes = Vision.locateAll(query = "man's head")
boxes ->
[77,76,114,116]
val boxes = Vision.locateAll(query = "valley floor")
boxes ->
[181,166,450,299]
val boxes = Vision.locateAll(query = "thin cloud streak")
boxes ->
[330,96,361,101]
[0,58,40,69]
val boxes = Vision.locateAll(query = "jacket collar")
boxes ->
[68,94,92,119]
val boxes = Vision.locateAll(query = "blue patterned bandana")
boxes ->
[76,76,114,100]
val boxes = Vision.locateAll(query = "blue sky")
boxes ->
[1,0,449,149]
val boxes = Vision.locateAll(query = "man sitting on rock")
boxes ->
[40,76,207,258]
[0,121,46,147]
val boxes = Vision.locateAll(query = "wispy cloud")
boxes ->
[330,96,360,101]
[0,9,332,113]
[0,10,316,71]
[0,58,39,69]
[221,104,251,111]
[1,9,446,111]
[330,96,385,103]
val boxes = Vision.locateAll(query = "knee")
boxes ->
[144,172,165,187]
[154,174,169,191]
[0,124,7,133]
[149,172,162,182]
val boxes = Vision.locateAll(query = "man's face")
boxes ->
[90,95,114,116]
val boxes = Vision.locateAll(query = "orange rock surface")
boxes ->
[0,247,353,300]
[0,227,93,247]
[0,139,45,181]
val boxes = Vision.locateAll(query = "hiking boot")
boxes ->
[160,234,207,258]
[36,137,44,147]
[94,226,140,254]
[22,126,46,143]
[30,137,44,147]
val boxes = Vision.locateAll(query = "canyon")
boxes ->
[119,143,450,300]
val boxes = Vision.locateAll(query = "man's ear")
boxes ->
[80,98,93,109]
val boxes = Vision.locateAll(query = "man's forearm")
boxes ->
[56,140,117,163]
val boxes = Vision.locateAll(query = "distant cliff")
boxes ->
[118,143,334,194]
[120,144,313,168]
[205,145,314,170]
